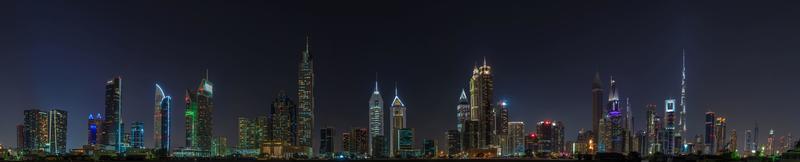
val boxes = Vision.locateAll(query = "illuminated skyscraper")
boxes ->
[496,101,509,155]
[389,85,407,157]
[368,80,384,156]
[88,113,103,146]
[704,111,716,154]
[715,116,727,154]
[536,120,564,155]
[297,35,315,154]
[645,104,657,155]
[767,129,774,155]
[47,109,68,154]
[679,50,688,148]
[664,99,677,155]
[457,90,470,134]
[591,72,604,148]
[422,139,437,158]
[470,58,494,149]
[352,128,369,156]
[605,77,625,153]
[271,91,298,145]
[103,76,123,152]
[237,117,265,149]
[745,129,753,156]
[131,121,144,149]
[508,121,526,156]
[342,132,353,155]
[154,84,171,154]
[185,70,214,152]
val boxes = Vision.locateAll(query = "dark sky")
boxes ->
[1,1,799,151]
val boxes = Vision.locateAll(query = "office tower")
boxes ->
[319,127,335,158]
[17,124,24,149]
[624,98,634,153]
[536,120,565,155]
[372,135,387,158]
[704,111,716,154]
[679,50,688,148]
[767,129,774,155]
[342,132,353,155]
[445,129,461,155]
[422,139,437,158]
[352,128,369,156]
[102,76,123,152]
[389,86,407,157]
[297,36,315,154]
[508,121,526,156]
[237,117,263,149]
[715,116,727,154]
[154,84,172,153]
[645,104,657,155]
[636,130,647,154]
[24,109,47,152]
[664,99,677,155]
[185,70,214,152]
[605,77,625,153]
[496,101,509,155]
[368,80,384,156]
[754,122,759,154]
[271,91,298,145]
[47,109,68,154]
[470,58,494,149]
[88,113,103,145]
[575,129,590,155]
[457,90,470,133]
[131,122,144,149]
[745,129,753,155]
[591,72,604,149]
[462,120,480,151]
[211,136,228,157]
[397,128,415,158]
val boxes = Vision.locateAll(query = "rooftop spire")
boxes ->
[203,69,209,80]
[483,56,487,66]
[374,73,380,93]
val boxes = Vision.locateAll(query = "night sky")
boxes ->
[1,1,799,151]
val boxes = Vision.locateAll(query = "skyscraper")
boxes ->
[271,91,298,145]
[508,121,526,156]
[496,101,509,155]
[422,139,437,158]
[185,70,214,152]
[605,77,625,153]
[297,35,315,155]
[88,113,103,146]
[342,132,353,155]
[237,117,265,149]
[47,109,68,154]
[154,84,171,154]
[745,129,753,156]
[715,116,727,154]
[445,129,461,155]
[352,128,370,156]
[591,71,604,149]
[103,76,123,152]
[679,49,688,149]
[131,121,145,149]
[704,111,716,154]
[319,127,335,157]
[645,104,657,155]
[17,124,24,149]
[456,90,470,134]
[470,58,494,149]
[368,80,384,156]
[664,99,677,155]
[389,85,407,157]
[536,120,565,155]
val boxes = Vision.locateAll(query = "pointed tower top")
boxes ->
[459,89,468,101]
[394,82,398,97]
[592,71,603,89]
[305,33,310,53]
[483,56,487,66]
[203,69,209,80]
[392,82,405,107]
[373,73,380,94]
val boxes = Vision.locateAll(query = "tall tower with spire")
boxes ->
[591,71,604,152]
[470,58,494,149]
[297,35,315,154]
[368,79,384,156]
[185,69,214,152]
[389,84,407,157]
[679,49,688,147]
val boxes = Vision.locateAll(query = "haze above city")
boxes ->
[0,0,799,151]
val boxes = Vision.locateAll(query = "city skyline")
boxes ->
[1,1,799,154]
